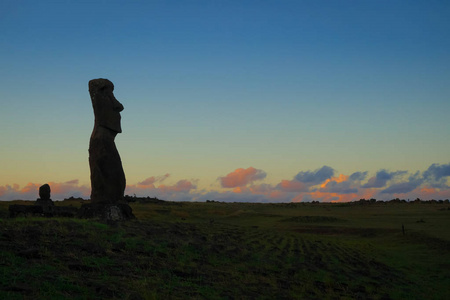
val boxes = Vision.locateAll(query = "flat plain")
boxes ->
[0,200,449,299]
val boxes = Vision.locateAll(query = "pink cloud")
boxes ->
[138,173,170,187]
[381,186,450,201]
[126,176,198,201]
[0,180,90,201]
[2,164,449,203]
[0,183,37,200]
[159,180,196,192]
[138,178,156,187]
[65,179,79,185]
[232,186,249,193]
[220,167,267,188]
[416,186,450,200]
[277,179,307,192]
[47,181,90,199]
[21,182,41,194]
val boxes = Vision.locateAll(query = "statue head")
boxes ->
[89,78,124,133]
[39,184,51,200]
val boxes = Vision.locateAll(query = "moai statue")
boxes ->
[35,183,54,206]
[81,79,133,220]
[39,184,51,200]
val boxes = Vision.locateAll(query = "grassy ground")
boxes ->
[0,200,449,299]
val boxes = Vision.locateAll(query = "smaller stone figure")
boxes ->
[39,184,51,200]
[9,183,79,217]
[35,184,54,206]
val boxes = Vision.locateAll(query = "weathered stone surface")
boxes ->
[88,79,126,204]
[86,78,134,220]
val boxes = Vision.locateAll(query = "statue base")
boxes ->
[35,198,54,206]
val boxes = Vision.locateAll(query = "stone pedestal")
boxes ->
[35,198,54,206]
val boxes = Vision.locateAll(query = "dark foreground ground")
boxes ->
[0,200,449,299]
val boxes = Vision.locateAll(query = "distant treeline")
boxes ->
[356,198,449,204]
[123,195,167,204]
[62,195,167,204]
[205,198,450,204]
[62,196,449,204]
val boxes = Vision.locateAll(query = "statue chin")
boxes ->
[102,123,122,134]
[98,114,122,134]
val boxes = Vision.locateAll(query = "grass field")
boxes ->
[0,200,449,299]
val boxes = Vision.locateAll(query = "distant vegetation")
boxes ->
[56,195,450,205]
[0,199,449,299]
[123,195,166,204]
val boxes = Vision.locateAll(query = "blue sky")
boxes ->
[1,0,449,201]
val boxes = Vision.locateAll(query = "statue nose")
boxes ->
[113,99,124,112]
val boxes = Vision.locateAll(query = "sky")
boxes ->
[1,0,449,202]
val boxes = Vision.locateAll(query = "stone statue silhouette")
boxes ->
[88,79,126,205]
[38,184,51,201]
[35,183,54,207]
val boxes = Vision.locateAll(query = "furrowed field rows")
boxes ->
[1,201,449,299]
[0,219,408,299]
[188,222,411,299]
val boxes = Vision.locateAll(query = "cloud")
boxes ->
[126,176,198,202]
[294,166,334,185]
[380,182,418,194]
[247,183,274,194]
[349,171,368,181]
[298,190,354,203]
[3,163,450,203]
[423,163,450,180]
[0,180,90,200]
[422,163,450,188]
[65,179,80,185]
[381,172,424,194]
[319,175,357,194]
[48,180,90,198]
[194,190,275,203]
[276,167,335,193]
[276,180,308,192]
[159,180,196,193]
[414,186,450,200]
[362,170,407,188]
[295,194,314,202]
[219,167,267,188]
[138,177,157,186]
[127,163,449,202]
[373,164,450,195]
[319,180,358,194]
[138,173,170,187]
[0,183,40,200]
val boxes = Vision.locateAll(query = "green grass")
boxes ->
[0,201,449,299]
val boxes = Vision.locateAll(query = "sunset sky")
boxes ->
[1,1,449,202]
